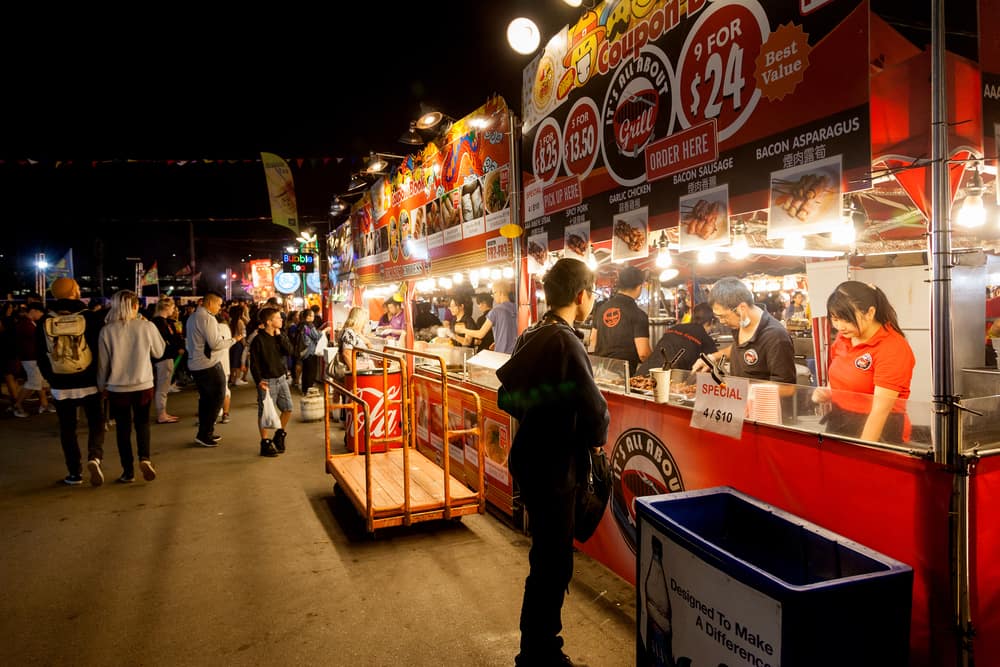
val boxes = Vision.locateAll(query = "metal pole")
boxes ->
[930,1,971,664]
[189,221,197,296]
[225,266,232,301]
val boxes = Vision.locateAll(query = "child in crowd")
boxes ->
[249,307,293,457]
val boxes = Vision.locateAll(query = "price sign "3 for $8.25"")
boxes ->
[690,373,749,440]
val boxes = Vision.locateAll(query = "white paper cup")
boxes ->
[650,369,669,403]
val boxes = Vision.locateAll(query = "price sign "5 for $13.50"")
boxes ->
[690,374,749,440]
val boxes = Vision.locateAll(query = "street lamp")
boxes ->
[35,253,47,303]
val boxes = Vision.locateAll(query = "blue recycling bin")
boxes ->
[636,487,912,667]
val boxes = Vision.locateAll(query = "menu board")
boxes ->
[521,0,871,250]
[353,97,513,284]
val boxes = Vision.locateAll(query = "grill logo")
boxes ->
[610,428,684,553]
[601,45,675,187]
[602,307,622,328]
[854,352,873,371]
[743,348,759,366]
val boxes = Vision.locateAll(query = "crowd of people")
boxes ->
[0,280,340,485]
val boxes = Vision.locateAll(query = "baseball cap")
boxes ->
[617,266,647,289]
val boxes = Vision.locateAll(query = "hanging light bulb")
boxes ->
[783,234,805,252]
[729,225,750,259]
[452,272,464,284]
[697,248,716,264]
[469,270,480,288]
[658,268,679,282]
[502,266,514,279]
[958,163,986,228]
[831,220,856,245]
[490,268,502,281]
[654,230,672,268]
[587,243,598,270]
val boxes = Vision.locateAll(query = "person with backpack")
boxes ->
[36,277,107,486]
[97,290,166,484]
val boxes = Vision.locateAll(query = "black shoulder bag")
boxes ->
[575,447,611,542]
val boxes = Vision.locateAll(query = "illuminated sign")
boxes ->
[282,252,315,273]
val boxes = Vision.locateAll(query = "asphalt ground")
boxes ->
[0,382,636,666]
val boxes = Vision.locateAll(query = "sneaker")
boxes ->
[87,459,104,487]
[219,412,231,424]
[168,385,181,393]
[63,474,83,485]
[272,428,286,454]
[234,378,249,386]
[40,404,57,414]
[139,459,157,481]
[194,434,222,447]
[116,473,135,483]
[260,438,278,457]
[13,407,29,418]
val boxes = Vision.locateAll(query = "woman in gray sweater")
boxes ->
[97,291,165,484]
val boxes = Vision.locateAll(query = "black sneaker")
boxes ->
[87,459,104,487]
[63,474,83,486]
[272,429,286,454]
[194,434,222,447]
[260,438,278,457]
[116,472,135,483]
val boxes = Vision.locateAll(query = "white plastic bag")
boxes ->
[259,388,281,430]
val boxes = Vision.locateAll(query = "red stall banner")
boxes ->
[353,97,513,285]
[971,455,1000,665]
[522,0,872,251]
[581,394,954,667]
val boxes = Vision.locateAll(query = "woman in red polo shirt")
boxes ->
[813,281,915,443]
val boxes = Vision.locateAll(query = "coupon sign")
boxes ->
[690,373,749,440]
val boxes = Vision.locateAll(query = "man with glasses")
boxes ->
[693,277,796,386]
[590,265,651,374]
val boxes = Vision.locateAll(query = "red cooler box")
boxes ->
[346,369,403,452]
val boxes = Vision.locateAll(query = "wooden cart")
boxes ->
[323,346,485,533]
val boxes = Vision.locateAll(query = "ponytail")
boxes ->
[826,280,905,337]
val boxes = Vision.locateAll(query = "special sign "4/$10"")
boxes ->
[690,374,748,440]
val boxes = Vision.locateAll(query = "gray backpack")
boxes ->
[43,312,93,374]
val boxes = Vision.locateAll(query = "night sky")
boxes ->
[0,1,977,295]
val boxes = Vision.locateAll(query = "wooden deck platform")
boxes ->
[326,448,481,529]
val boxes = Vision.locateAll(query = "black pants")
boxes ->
[191,363,225,439]
[108,389,153,474]
[301,355,320,394]
[516,484,576,662]
[54,392,105,476]
[824,405,906,444]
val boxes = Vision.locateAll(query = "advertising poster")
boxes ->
[521,0,871,254]
[637,520,782,667]
[352,97,512,284]
[678,185,730,249]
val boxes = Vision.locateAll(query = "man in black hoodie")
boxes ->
[36,278,106,486]
[497,259,610,666]
[249,307,293,457]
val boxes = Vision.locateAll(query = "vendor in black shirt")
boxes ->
[693,277,796,385]
[636,302,718,376]
[589,266,651,374]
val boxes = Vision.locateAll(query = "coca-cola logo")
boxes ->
[354,384,401,438]
[601,45,675,187]
[610,428,684,553]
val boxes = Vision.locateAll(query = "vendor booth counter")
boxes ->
[397,341,1000,665]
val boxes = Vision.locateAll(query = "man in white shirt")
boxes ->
[185,292,241,447]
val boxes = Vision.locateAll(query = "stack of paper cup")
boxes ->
[650,369,669,403]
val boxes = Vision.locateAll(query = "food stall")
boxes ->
[515,2,1000,665]
[338,97,526,524]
